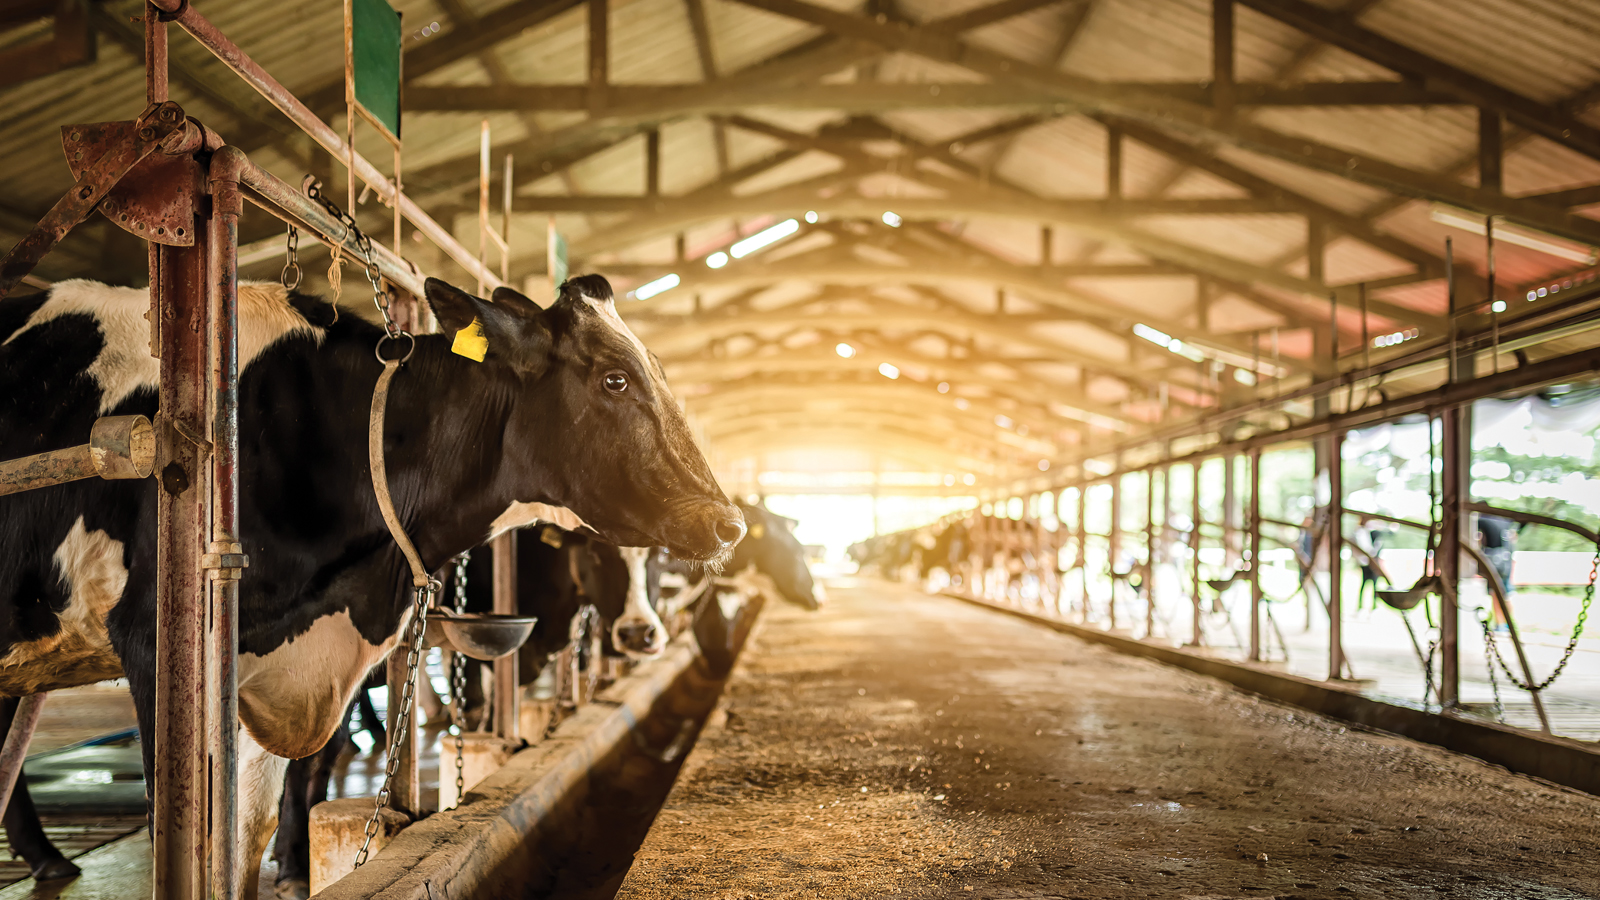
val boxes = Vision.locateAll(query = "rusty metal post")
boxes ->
[384,652,420,817]
[1190,460,1203,646]
[492,531,519,742]
[206,146,247,900]
[0,694,47,818]
[1248,448,1263,661]
[1439,408,1466,707]
[1328,430,1346,680]
[152,169,211,900]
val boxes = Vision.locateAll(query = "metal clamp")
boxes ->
[201,541,249,581]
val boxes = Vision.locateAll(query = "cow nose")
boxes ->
[616,620,661,654]
[713,511,747,546]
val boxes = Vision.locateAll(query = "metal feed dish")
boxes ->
[1377,575,1441,611]
[425,610,537,660]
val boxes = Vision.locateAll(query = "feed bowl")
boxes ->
[425,611,538,661]
[1377,575,1441,611]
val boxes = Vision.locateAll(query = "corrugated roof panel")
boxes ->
[1134,213,1307,265]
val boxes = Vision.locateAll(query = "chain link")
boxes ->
[304,179,403,341]
[449,553,470,805]
[280,224,301,291]
[354,578,437,868]
[1480,530,1597,694]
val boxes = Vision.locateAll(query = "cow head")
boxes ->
[731,502,819,609]
[427,275,744,564]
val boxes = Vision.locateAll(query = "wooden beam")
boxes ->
[1307,217,1325,285]
[1212,0,1234,118]
[401,79,1463,112]
[645,128,661,197]
[1235,0,1600,164]
[515,193,1298,215]
[1479,108,1503,192]
[1105,123,1122,200]
[1526,183,1600,208]
[722,0,1600,245]
[589,0,608,109]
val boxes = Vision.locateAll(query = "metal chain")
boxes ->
[449,553,470,805]
[354,578,438,868]
[280,224,301,291]
[1481,611,1504,718]
[304,179,402,341]
[1480,531,1597,693]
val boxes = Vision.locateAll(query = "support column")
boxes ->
[1439,408,1468,707]
[493,531,519,741]
[1328,431,1347,680]
[1248,447,1263,661]
[1145,468,1156,639]
[1076,485,1088,622]
[1222,453,1238,568]
[1190,461,1203,646]
[1108,475,1121,630]
[153,182,211,900]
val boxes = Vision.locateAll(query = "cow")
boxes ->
[272,523,638,899]
[649,501,820,612]
[0,273,742,895]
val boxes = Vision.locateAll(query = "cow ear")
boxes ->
[427,278,551,372]
[425,277,481,334]
[491,286,543,317]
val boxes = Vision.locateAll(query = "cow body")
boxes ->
[0,274,741,895]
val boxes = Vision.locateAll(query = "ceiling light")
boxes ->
[954,397,969,410]
[879,362,900,379]
[936,381,949,393]
[835,342,855,358]
[730,218,799,258]
[943,474,956,486]
[1492,299,1507,313]
[882,211,901,227]
[962,473,976,486]
[1133,323,1174,348]
[633,273,679,300]
[994,414,1013,429]
[1038,459,1050,472]
[1233,368,1256,385]
[1429,204,1598,264]
[805,210,818,224]
[706,251,729,269]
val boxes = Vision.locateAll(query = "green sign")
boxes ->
[352,0,402,141]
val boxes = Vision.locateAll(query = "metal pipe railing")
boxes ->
[146,0,502,293]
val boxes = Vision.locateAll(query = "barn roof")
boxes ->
[4,0,1600,495]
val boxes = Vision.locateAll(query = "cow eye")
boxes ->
[603,371,629,394]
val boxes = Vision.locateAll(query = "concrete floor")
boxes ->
[617,578,1600,900]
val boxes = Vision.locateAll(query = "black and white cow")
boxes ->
[0,273,742,893]
[649,501,820,611]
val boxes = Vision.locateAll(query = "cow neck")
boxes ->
[368,337,524,577]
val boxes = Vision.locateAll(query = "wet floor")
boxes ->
[616,578,1600,900]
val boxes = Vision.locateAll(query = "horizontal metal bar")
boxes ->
[236,159,425,299]
[147,0,500,292]
[1468,501,1599,545]
[0,415,155,498]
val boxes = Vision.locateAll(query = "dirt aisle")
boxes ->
[615,579,1600,900]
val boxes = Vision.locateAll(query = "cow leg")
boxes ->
[272,721,348,900]
[239,727,290,900]
[0,698,77,882]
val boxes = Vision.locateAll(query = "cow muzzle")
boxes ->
[668,501,746,565]
[611,615,666,658]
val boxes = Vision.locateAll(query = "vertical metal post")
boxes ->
[1076,485,1088,622]
[478,120,490,295]
[493,531,519,741]
[1328,430,1346,680]
[1145,468,1156,639]
[1438,240,1466,707]
[1222,453,1238,568]
[384,652,420,816]
[645,129,661,198]
[206,148,246,900]
[1190,460,1203,646]
[1108,474,1120,630]
[1248,447,1263,662]
[153,182,211,900]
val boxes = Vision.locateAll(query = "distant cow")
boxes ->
[0,274,742,894]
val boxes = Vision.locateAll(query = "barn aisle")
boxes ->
[616,579,1600,900]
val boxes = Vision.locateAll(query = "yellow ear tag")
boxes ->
[451,317,488,362]
[540,525,564,548]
